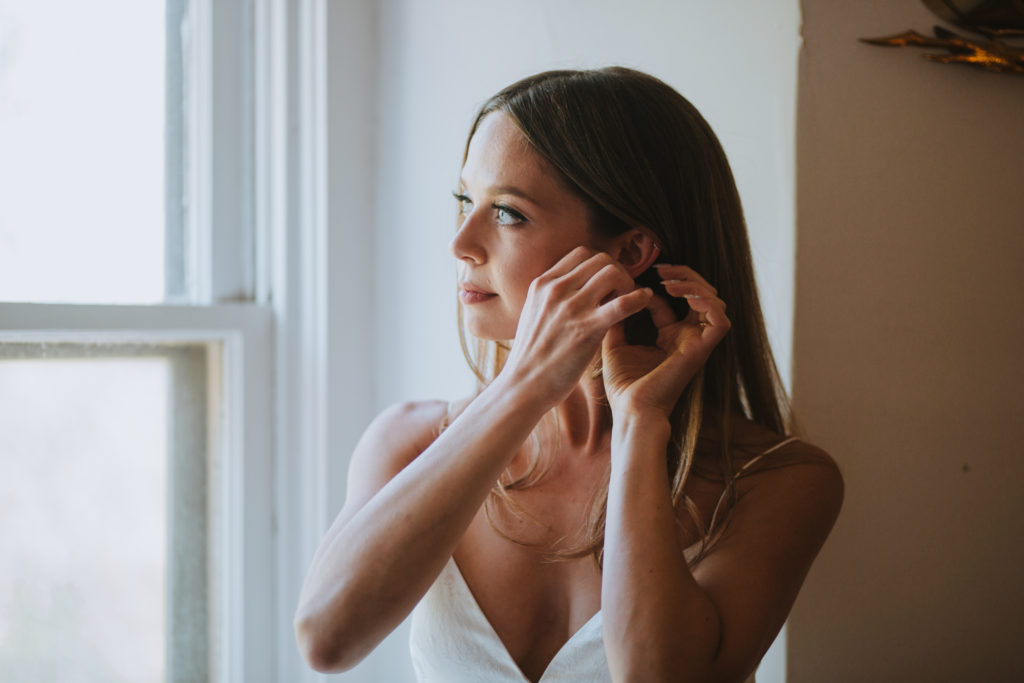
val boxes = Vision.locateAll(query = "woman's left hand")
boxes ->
[601,264,731,421]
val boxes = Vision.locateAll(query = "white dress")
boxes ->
[410,557,609,683]
[407,438,803,681]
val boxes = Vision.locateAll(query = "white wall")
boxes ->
[373,0,801,405]
[328,1,801,680]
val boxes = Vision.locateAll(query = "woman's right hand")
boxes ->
[497,246,653,406]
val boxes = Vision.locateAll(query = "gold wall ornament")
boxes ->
[860,0,1024,75]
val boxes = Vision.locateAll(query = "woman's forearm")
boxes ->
[295,376,552,672]
[602,414,722,682]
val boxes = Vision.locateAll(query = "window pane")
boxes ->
[0,1,170,303]
[0,343,214,682]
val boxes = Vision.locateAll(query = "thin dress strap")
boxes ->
[700,437,803,551]
[735,436,801,477]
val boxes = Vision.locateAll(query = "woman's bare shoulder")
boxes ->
[729,417,840,474]
[750,440,842,502]
[335,399,455,522]
[732,426,844,524]
[347,396,477,487]
[724,418,844,519]
[355,400,449,464]
[689,432,842,681]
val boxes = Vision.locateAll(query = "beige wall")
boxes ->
[790,1,1024,681]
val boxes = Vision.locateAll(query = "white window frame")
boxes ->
[0,0,348,680]
[264,1,379,681]
[0,306,273,681]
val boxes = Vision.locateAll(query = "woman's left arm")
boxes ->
[602,416,842,682]
[602,413,719,681]
[600,265,843,682]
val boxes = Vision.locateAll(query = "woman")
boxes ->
[295,67,843,683]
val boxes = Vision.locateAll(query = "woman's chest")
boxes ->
[447,463,736,680]
[453,502,602,681]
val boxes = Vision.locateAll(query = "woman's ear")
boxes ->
[611,229,661,278]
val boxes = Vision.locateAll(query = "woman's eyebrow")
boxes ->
[458,180,538,203]
[488,184,533,200]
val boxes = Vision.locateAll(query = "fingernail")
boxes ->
[660,279,683,285]
[683,294,702,299]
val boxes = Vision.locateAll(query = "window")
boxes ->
[0,1,167,303]
[0,342,213,681]
[0,1,278,680]
[0,0,350,679]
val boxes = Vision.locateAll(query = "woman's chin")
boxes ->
[464,319,514,343]
[467,329,509,343]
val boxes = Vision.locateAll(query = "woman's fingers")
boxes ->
[645,291,678,329]
[537,246,600,284]
[542,260,723,326]
[577,261,636,302]
[537,249,632,302]
[602,321,628,352]
[653,265,730,344]
[563,250,628,288]
[660,278,721,305]
[527,247,651,339]
[594,286,653,329]
[678,291,731,341]
[654,264,718,295]
[546,251,641,322]
[538,252,740,343]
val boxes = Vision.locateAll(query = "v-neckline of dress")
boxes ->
[447,557,604,683]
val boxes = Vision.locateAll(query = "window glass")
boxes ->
[0,1,173,303]
[0,343,213,682]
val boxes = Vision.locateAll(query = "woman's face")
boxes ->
[452,112,608,341]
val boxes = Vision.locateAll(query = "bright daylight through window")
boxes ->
[0,1,238,681]
[0,0,172,304]
[0,343,215,682]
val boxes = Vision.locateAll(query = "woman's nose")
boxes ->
[449,214,486,264]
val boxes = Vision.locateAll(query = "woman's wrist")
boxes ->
[611,411,672,455]
[612,404,672,433]
[485,370,561,419]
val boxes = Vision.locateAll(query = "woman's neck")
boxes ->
[552,369,613,454]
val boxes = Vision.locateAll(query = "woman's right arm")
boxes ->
[293,379,550,672]
[294,247,651,672]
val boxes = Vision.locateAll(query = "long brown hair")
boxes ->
[457,67,790,564]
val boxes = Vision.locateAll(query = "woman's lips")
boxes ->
[459,284,497,304]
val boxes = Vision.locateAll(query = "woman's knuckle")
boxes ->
[549,277,571,296]
[564,319,589,341]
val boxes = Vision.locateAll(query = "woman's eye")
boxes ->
[452,192,473,217]
[494,204,525,226]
